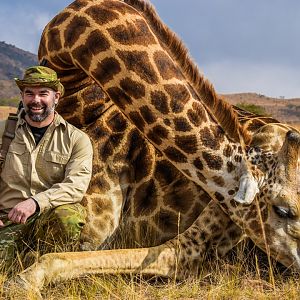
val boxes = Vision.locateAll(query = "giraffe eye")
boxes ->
[273,206,293,219]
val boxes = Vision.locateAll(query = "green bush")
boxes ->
[0,97,19,107]
[236,102,267,115]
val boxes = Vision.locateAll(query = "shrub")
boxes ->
[236,102,267,115]
[0,97,19,107]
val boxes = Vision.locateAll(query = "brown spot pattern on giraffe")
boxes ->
[154,209,182,233]
[47,28,62,52]
[107,87,132,111]
[234,155,242,163]
[129,111,146,132]
[89,122,109,140]
[182,169,192,178]
[193,158,203,170]
[164,84,190,113]
[101,0,139,16]
[92,57,121,86]
[147,125,169,145]
[187,102,207,126]
[174,117,193,132]
[212,176,225,187]
[117,50,158,84]
[140,106,157,124]
[63,16,90,48]
[214,192,225,202]
[227,161,236,173]
[200,127,221,150]
[202,152,223,170]
[175,134,198,154]
[85,5,119,25]
[120,78,145,99]
[99,138,115,161]
[134,179,158,217]
[164,147,187,163]
[108,19,156,46]
[162,177,193,212]
[223,145,233,157]
[153,51,183,80]
[228,189,235,196]
[150,91,169,114]
[106,112,128,133]
[72,30,110,70]
[154,160,180,186]
[50,12,71,28]
[163,119,171,126]
[125,130,152,181]
[196,172,207,184]
[68,0,89,11]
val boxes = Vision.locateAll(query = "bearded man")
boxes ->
[0,66,93,270]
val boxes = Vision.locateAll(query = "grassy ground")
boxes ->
[1,244,300,300]
[0,110,299,299]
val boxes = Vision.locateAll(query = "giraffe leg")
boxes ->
[80,189,124,251]
[14,201,243,292]
[164,200,244,275]
[14,245,177,293]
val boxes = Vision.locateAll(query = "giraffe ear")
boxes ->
[233,173,259,204]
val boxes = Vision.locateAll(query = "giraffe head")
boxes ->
[228,124,300,269]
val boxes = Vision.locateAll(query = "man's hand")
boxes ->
[0,220,4,228]
[8,198,37,224]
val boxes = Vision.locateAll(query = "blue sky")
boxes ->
[1,0,299,98]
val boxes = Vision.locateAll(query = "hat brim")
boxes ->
[15,79,65,96]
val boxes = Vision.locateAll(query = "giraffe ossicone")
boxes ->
[10,0,300,294]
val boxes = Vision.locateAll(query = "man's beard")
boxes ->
[24,100,55,122]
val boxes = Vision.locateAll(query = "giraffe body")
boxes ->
[15,0,300,292]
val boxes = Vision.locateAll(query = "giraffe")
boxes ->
[13,0,300,293]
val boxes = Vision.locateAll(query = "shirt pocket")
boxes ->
[43,151,70,183]
[4,142,29,179]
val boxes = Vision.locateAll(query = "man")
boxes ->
[0,66,93,270]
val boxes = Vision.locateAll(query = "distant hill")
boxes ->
[0,41,37,80]
[0,41,37,101]
[224,93,300,124]
[0,41,299,125]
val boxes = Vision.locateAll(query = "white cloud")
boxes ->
[203,61,300,99]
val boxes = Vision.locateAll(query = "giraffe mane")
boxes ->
[124,0,251,145]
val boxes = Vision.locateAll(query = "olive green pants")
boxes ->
[0,203,86,272]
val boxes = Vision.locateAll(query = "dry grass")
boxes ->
[0,106,17,120]
[1,244,300,300]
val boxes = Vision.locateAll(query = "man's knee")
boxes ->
[45,203,87,241]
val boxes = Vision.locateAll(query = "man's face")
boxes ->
[22,86,60,122]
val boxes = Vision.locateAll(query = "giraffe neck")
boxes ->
[39,0,257,205]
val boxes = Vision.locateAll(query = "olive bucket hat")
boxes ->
[15,66,64,96]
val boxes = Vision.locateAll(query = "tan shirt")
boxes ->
[0,111,93,213]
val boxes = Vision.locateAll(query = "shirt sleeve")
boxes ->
[32,131,93,213]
